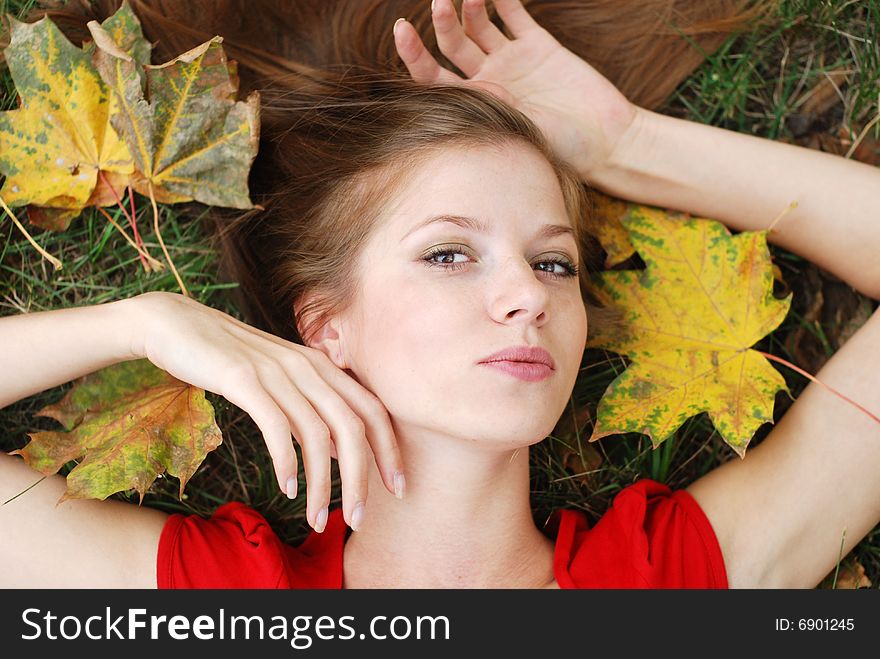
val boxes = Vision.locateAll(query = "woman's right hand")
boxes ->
[129,291,404,534]
[394,0,642,182]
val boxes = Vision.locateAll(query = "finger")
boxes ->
[294,411,332,533]
[333,417,370,533]
[305,352,405,500]
[461,0,508,53]
[256,368,333,533]
[393,17,461,84]
[218,367,299,498]
[260,376,336,506]
[492,0,544,38]
[283,364,371,531]
[219,324,401,497]
[432,0,488,78]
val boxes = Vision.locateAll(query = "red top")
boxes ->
[157,479,727,589]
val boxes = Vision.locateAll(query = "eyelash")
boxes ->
[422,245,579,280]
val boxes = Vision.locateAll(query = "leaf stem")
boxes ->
[2,474,47,506]
[95,205,164,271]
[148,182,190,297]
[757,350,880,425]
[0,197,63,270]
[766,200,798,234]
[844,113,880,160]
[127,185,144,251]
[97,171,153,271]
[98,171,134,226]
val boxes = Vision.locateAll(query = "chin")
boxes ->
[475,414,560,447]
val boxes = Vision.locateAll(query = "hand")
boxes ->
[393,0,640,180]
[129,292,404,533]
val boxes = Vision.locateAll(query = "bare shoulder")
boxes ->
[1,452,169,588]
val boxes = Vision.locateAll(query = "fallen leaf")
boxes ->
[801,69,850,116]
[835,297,875,346]
[560,443,603,487]
[590,191,637,267]
[586,207,792,456]
[98,0,152,67]
[551,403,603,485]
[781,121,879,168]
[2,2,151,228]
[820,556,873,589]
[0,13,133,228]
[12,359,223,503]
[89,24,259,208]
[783,265,828,375]
[834,560,872,589]
[786,68,850,137]
[590,194,695,270]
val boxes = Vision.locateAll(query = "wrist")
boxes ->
[584,105,660,193]
[109,293,157,361]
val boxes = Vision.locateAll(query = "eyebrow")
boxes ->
[401,214,575,243]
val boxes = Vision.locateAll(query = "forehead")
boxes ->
[376,142,571,239]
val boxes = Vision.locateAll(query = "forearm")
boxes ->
[0,296,143,409]
[590,107,880,300]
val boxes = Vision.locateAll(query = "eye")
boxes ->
[423,246,472,271]
[422,245,579,280]
[535,258,579,279]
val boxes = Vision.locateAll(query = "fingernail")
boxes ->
[286,476,297,499]
[393,470,406,500]
[315,506,329,533]
[393,17,406,35]
[351,501,366,532]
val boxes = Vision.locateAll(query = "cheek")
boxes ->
[566,301,589,370]
[348,283,470,390]
[577,303,589,351]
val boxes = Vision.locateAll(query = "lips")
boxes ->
[480,360,553,382]
[478,346,556,382]
[479,345,556,369]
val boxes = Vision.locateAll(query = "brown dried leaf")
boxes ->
[820,557,873,589]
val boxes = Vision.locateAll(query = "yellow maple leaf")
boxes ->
[590,191,636,267]
[587,206,792,457]
[0,15,133,228]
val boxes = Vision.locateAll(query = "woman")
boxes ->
[2,0,879,588]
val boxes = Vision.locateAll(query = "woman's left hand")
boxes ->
[393,0,640,180]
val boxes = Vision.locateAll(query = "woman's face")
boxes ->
[337,141,588,449]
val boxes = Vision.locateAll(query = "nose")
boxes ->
[488,256,550,326]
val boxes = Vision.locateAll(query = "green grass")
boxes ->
[662,0,879,141]
[1,0,878,587]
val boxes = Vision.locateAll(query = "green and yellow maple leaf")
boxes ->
[0,12,136,230]
[590,191,637,267]
[89,23,259,208]
[590,193,698,268]
[98,0,152,67]
[587,206,792,456]
[12,359,223,503]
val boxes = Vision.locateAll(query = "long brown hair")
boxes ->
[34,0,776,344]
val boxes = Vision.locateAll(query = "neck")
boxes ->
[341,423,557,588]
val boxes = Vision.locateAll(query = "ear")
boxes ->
[307,317,348,370]
[295,296,348,370]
